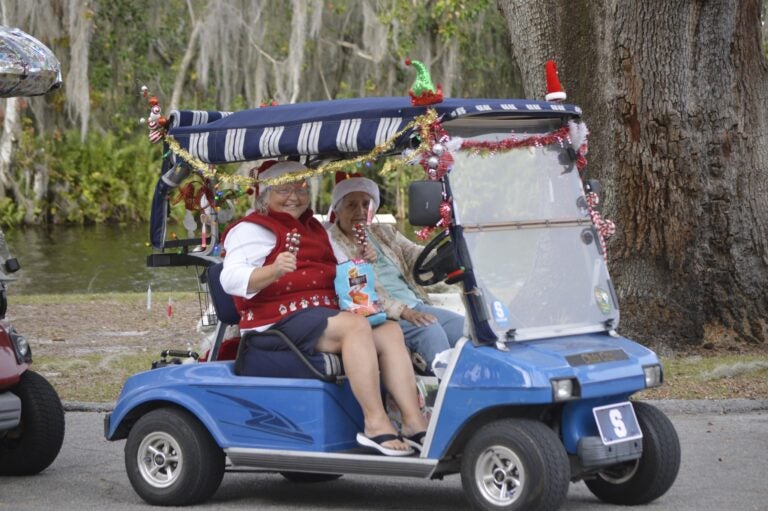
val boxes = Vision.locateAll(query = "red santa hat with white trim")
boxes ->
[545,60,567,102]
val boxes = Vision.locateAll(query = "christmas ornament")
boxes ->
[140,85,168,144]
[405,58,444,106]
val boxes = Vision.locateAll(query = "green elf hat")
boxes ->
[405,58,443,106]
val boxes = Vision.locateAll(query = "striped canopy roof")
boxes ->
[167,97,581,165]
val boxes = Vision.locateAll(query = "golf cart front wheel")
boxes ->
[585,401,680,505]
[461,419,569,511]
[0,370,65,476]
[125,407,224,506]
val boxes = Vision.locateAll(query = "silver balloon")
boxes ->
[0,26,62,98]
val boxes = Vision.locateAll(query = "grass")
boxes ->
[639,354,768,400]
[34,351,159,402]
[13,291,198,306]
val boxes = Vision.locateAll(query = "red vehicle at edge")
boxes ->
[0,242,65,475]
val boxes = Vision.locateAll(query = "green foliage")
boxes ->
[379,0,493,52]
[0,198,25,226]
[0,126,160,227]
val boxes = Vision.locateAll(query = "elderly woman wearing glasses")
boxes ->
[220,161,427,456]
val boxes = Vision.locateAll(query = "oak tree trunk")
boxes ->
[498,0,768,346]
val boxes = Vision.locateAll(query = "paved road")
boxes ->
[1,403,767,511]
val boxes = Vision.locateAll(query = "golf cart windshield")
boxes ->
[446,118,619,341]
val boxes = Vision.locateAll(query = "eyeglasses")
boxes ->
[271,184,310,197]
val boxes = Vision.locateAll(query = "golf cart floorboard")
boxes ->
[226,447,438,478]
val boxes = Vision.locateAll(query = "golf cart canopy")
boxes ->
[166,97,582,162]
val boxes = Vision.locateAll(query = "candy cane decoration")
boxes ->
[586,192,616,261]
[352,223,368,257]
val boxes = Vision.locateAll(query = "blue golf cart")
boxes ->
[105,96,680,511]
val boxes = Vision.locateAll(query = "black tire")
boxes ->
[124,407,225,506]
[0,370,65,476]
[461,419,570,511]
[585,401,681,505]
[279,471,343,483]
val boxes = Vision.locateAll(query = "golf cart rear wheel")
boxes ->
[461,419,569,511]
[585,401,681,505]
[0,370,65,476]
[279,472,343,483]
[125,407,224,506]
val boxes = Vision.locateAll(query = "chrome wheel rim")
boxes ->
[598,459,639,484]
[137,431,183,488]
[475,445,525,506]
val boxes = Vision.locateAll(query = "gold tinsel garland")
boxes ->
[163,109,438,189]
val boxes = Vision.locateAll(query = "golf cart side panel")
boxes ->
[426,334,657,458]
[107,362,363,451]
[0,323,26,386]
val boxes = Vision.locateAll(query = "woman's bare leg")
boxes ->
[316,312,410,451]
[371,321,428,437]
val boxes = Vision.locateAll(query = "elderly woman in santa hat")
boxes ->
[327,173,464,376]
[220,161,426,456]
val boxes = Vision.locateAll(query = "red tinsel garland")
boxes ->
[459,126,571,155]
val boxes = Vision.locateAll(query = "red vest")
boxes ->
[223,209,338,329]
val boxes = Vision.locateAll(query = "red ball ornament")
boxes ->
[149,96,159,106]
[158,116,168,128]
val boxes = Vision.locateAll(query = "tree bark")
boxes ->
[498,0,768,346]
[169,21,202,112]
[0,98,20,199]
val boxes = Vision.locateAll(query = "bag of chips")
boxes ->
[334,259,386,326]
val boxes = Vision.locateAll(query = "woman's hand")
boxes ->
[360,243,377,263]
[401,307,437,326]
[246,251,296,294]
[271,251,297,278]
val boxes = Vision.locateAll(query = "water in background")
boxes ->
[3,223,203,295]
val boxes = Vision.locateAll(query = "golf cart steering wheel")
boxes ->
[412,229,455,286]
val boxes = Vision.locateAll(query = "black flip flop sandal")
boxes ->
[356,432,414,456]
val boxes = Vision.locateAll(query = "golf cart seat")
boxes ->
[206,262,343,382]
